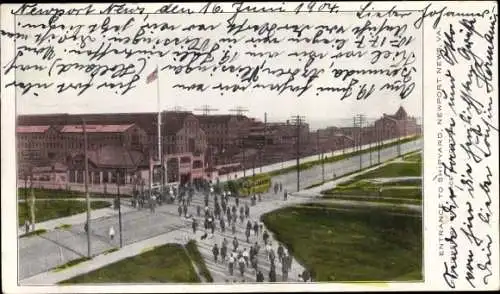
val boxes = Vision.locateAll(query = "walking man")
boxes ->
[221,241,227,263]
[108,225,115,241]
[263,230,269,245]
[212,243,219,263]
[228,255,235,276]
[178,205,183,217]
[232,237,239,251]
[277,244,284,263]
[220,217,226,233]
[253,221,259,236]
[192,218,197,234]
[245,227,251,243]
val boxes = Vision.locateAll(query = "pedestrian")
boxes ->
[239,212,244,224]
[259,223,264,234]
[232,213,237,224]
[256,270,264,282]
[253,221,259,236]
[269,267,277,282]
[25,220,30,234]
[269,248,276,265]
[282,261,289,281]
[183,204,188,217]
[263,230,269,245]
[251,254,258,273]
[232,222,236,235]
[245,204,250,218]
[299,269,310,282]
[277,244,284,263]
[212,244,219,263]
[279,183,282,192]
[254,242,260,255]
[221,242,227,263]
[228,255,235,276]
[235,196,240,207]
[246,220,252,232]
[238,255,246,277]
[84,221,88,233]
[220,217,226,233]
[242,248,249,266]
[245,227,251,242]
[178,205,183,217]
[210,221,215,235]
[232,237,239,251]
[266,242,272,260]
[197,205,201,217]
[108,226,115,240]
[192,218,197,234]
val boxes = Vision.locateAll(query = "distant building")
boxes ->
[374,106,418,140]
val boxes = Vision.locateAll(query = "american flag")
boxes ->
[146,68,158,84]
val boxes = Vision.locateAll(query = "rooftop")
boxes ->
[16,126,51,133]
[60,124,135,133]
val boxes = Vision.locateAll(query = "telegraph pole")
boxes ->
[321,151,325,183]
[82,118,91,258]
[117,169,123,248]
[354,114,366,170]
[262,112,267,173]
[291,115,305,192]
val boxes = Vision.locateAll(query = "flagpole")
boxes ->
[156,65,163,194]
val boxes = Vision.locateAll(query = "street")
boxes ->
[19,139,422,282]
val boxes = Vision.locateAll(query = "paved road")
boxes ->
[18,139,421,282]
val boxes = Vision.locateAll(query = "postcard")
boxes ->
[1,1,498,293]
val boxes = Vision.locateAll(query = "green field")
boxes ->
[186,240,213,282]
[322,154,422,203]
[402,152,422,163]
[262,203,422,281]
[351,162,421,181]
[18,200,111,225]
[17,188,132,199]
[60,244,200,284]
[268,136,421,177]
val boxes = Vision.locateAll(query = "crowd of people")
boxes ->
[129,179,310,282]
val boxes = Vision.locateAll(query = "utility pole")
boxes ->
[291,115,305,192]
[321,151,325,183]
[262,112,267,173]
[82,118,91,258]
[353,114,366,170]
[316,130,320,160]
[369,122,372,165]
[195,105,219,116]
[117,169,123,248]
[377,126,381,163]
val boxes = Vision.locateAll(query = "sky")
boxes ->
[12,5,423,130]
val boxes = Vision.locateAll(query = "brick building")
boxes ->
[374,106,418,140]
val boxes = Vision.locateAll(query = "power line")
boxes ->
[194,105,219,115]
[228,106,249,116]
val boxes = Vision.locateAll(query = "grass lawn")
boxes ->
[17,188,132,199]
[268,136,421,177]
[186,240,213,282]
[60,244,200,284]
[352,162,421,180]
[262,203,422,282]
[18,200,111,225]
[402,152,422,163]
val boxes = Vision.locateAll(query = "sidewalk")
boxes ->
[20,226,189,285]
